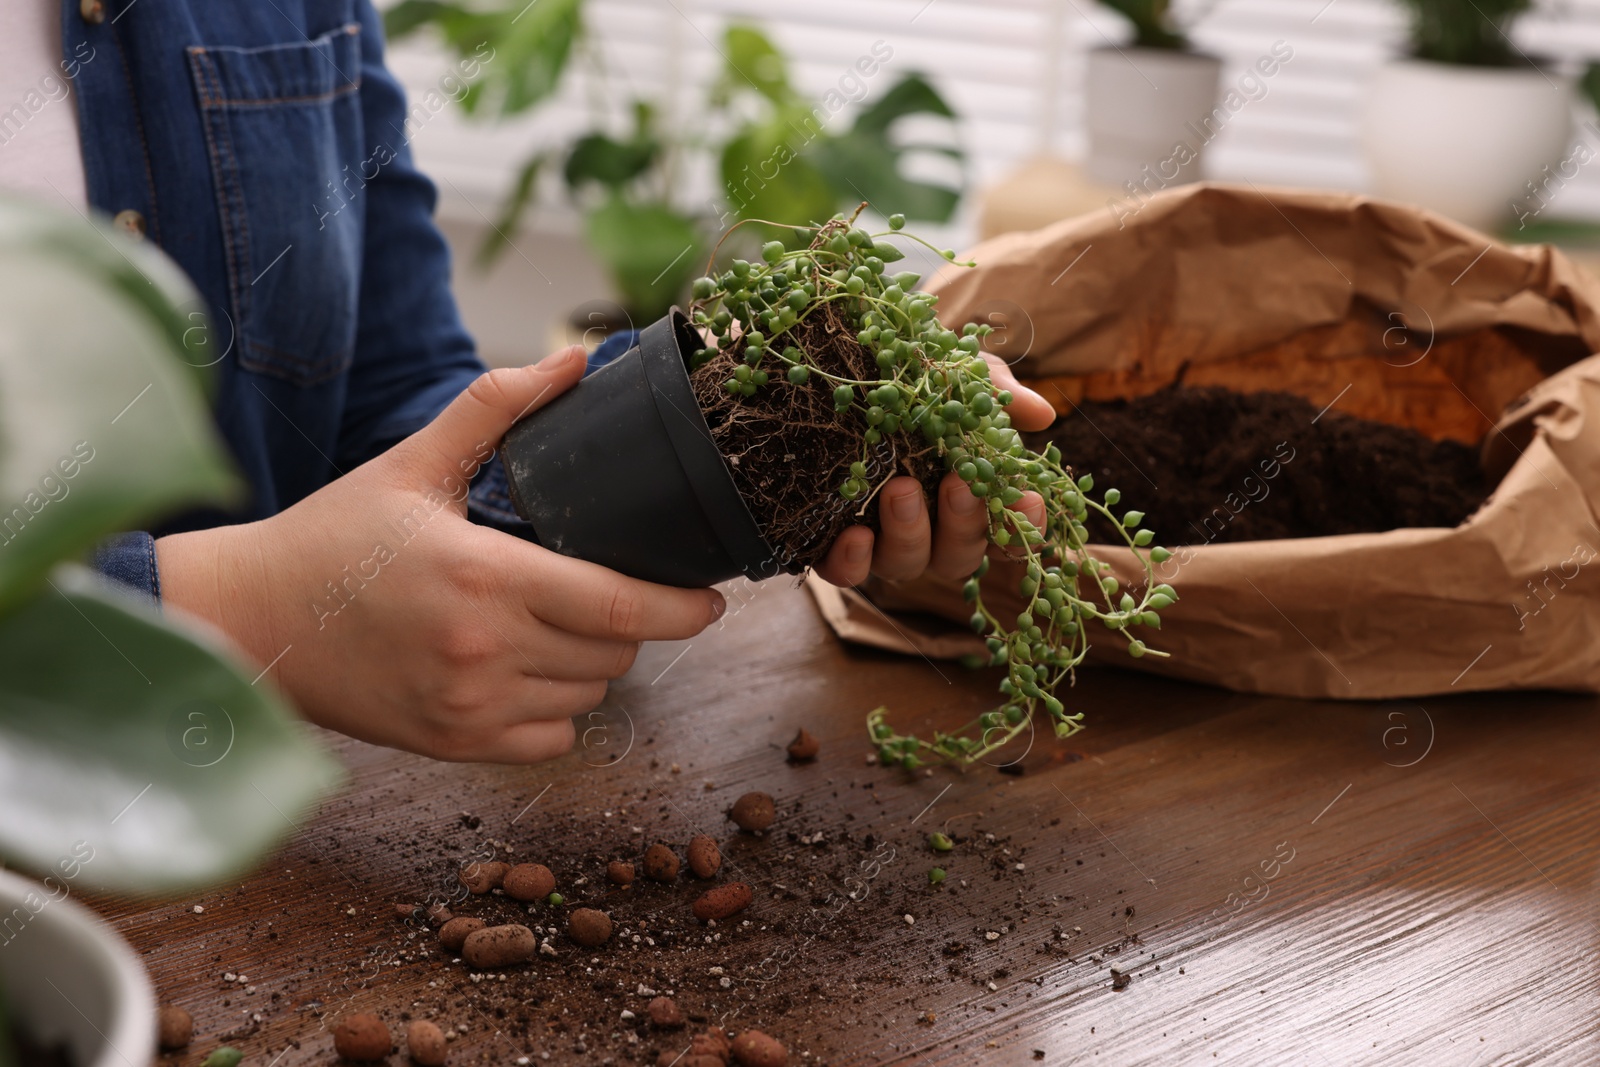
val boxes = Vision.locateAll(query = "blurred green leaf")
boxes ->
[384,0,583,117]
[0,198,239,614]
[715,24,794,106]
[1098,0,1186,49]
[0,566,343,894]
[382,0,461,41]
[583,197,702,322]
[1582,63,1600,117]
[1395,0,1530,65]
[564,133,659,192]
[476,152,546,268]
[809,74,964,223]
[721,112,837,236]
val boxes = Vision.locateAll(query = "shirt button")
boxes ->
[112,209,146,239]
[80,0,105,23]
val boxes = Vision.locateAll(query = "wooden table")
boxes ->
[97,582,1600,1066]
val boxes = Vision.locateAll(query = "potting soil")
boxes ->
[1029,385,1490,545]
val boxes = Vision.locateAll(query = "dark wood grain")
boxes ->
[93,582,1600,1066]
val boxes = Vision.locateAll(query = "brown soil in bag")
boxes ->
[1032,385,1491,545]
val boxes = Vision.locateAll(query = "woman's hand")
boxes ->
[156,347,726,764]
[813,354,1057,587]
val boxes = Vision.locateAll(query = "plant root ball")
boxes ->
[333,1014,392,1062]
[567,907,613,947]
[461,924,536,968]
[406,1020,448,1067]
[647,996,685,1029]
[686,835,722,879]
[502,863,556,902]
[786,728,820,761]
[438,916,486,952]
[157,1005,193,1050]
[692,882,753,922]
[643,843,680,882]
[732,1030,788,1067]
[688,302,941,570]
[729,792,775,832]
[458,860,508,895]
[606,860,635,886]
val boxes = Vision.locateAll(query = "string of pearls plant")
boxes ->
[688,208,1177,768]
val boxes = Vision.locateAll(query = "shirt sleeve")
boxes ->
[335,0,532,534]
[93,531,162,602]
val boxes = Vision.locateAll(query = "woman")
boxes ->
[10,0,1051,762]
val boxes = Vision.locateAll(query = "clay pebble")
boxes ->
[692,882,753,922]
[501,863,556,902]
[786,728,819,761]
[643,843,680,882]
[462,923,536,968]
[567,907,613,947]
[731,1030,787,1067]
[406,1020,448,1067]
[647,996,684,1029]
[438,916,486,952]
[458,860,508,895]
[157,1005,193,1050]
[729,792,774,832]
[686,835,722,879]
[333,1014,391,1062]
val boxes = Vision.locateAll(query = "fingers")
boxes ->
[814,525,874,587]
[928,471,991,580]
[439,718,578,765]
[515,629,640,683]
[869,477,932,581]
[983,354,1056,432]
[403,346,587,474]
[492,719,579,764]
[529,550,726,641]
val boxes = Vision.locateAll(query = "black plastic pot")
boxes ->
[502,309,781,588]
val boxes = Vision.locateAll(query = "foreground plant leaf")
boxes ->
[0,566,344,894]
[0,196,239,613]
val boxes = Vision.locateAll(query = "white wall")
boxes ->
[392,0,1600,365]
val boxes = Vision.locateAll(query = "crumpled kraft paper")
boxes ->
[808,182,1600,699]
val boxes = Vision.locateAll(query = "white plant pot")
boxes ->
[0,868,154,1067]
[1362,59,1574,231]
[1085,47,1223,187]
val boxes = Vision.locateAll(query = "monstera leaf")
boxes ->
[809,74,964,223]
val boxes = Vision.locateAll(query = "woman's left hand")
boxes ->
[813,354,1057,587]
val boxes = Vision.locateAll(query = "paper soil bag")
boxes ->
[809,182,1600,698]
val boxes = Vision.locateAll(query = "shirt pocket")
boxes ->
[187,24,364,386]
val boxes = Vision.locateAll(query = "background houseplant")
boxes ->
[0,198,340,1066]
[385,5,964,324]
[1085,0,1222,186]
[1362,0,1573,230]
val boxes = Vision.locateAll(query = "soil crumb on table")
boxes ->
[1030,385,1491,543]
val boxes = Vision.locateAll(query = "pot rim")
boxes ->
[0,866,155,1067]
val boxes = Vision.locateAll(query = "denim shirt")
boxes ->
[67,0,626,597]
